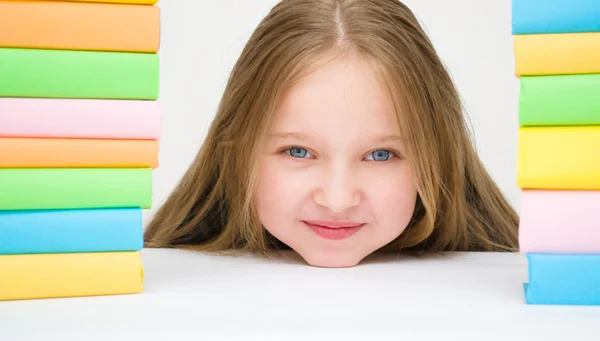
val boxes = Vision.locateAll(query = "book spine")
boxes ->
[514,33,600,76]
[0,1,160,52]
[0,168,153,210]
[512,0,600,34]
[517,127,600,189]
[0,138,159,168]
[0,252,144,300]
[519,74,600,126]
[0,98,162,139]
[0,48,159,99]
[0,208,144,254]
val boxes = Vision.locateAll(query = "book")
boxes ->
[0,48,159,99]
[519,74,600,126]
[0,98,161,140]
[0,251,144,301]
[519,190,600,254]
[517,126,600,190]
[0,168,152,210]
[524,254,600,305]
[512,0,600,35]
[48,0,159,4]
[0,1,160,52]
[514,32,600,76]
[0,138,159,168]
[0,208,143,254]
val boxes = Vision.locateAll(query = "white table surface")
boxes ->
[1,248,599,340]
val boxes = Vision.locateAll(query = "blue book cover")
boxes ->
[524,253,600,305]
[0,208,143,254]
[512,0,600,34]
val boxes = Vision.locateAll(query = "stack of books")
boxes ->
[0,0,160,300]
[512,0,600,305]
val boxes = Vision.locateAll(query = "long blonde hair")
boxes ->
[144,0,519,254]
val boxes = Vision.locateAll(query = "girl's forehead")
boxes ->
[273,58,397,127]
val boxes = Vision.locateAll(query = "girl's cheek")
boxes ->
[256,159,307,206]
[366,168,418,214]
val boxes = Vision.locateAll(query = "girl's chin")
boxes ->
[296,249,367,268]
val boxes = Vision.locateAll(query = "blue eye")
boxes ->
[284,148,394,161]
[366,150,393,162]
[286,147,311,158]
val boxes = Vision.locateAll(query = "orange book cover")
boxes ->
[0,138,159,168]
[46,0,158,3]
[0,1,160,52]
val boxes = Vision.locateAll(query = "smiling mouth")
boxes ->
[302,220,365,240]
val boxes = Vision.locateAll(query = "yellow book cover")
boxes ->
[0,252,144,301]
[517,126,600,190]
[514,32,600,76]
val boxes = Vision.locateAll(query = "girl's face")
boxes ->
[254,57,418,268]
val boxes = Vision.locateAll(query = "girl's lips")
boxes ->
[302,220,364,228]
[302,221,365,240]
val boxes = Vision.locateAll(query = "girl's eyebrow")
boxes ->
[268,132,403,143]
[267,132,311,140]
[374,135,403,143]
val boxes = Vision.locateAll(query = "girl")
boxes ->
[144,0,519,268]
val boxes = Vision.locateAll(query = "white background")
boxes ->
[148,0,521,226]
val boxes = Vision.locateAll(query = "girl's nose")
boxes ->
[313,165,360,212]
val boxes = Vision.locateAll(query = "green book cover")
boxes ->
[0,168,152,210]
[519,74,600,126]
[0,48,159,100]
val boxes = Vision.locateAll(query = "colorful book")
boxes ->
[0,138,159,168]
[512,0,600,34]
[0,48,159,99]
[517,127,600,190]
[0,1,160,52]
[514,32,600,76]
[0,208,143,254]
[519,190,600,254]
[519,74,600,126]
[524,254,600,305]
[0,168,152,210]
[0,252,144,301]
[0,98,161,140]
